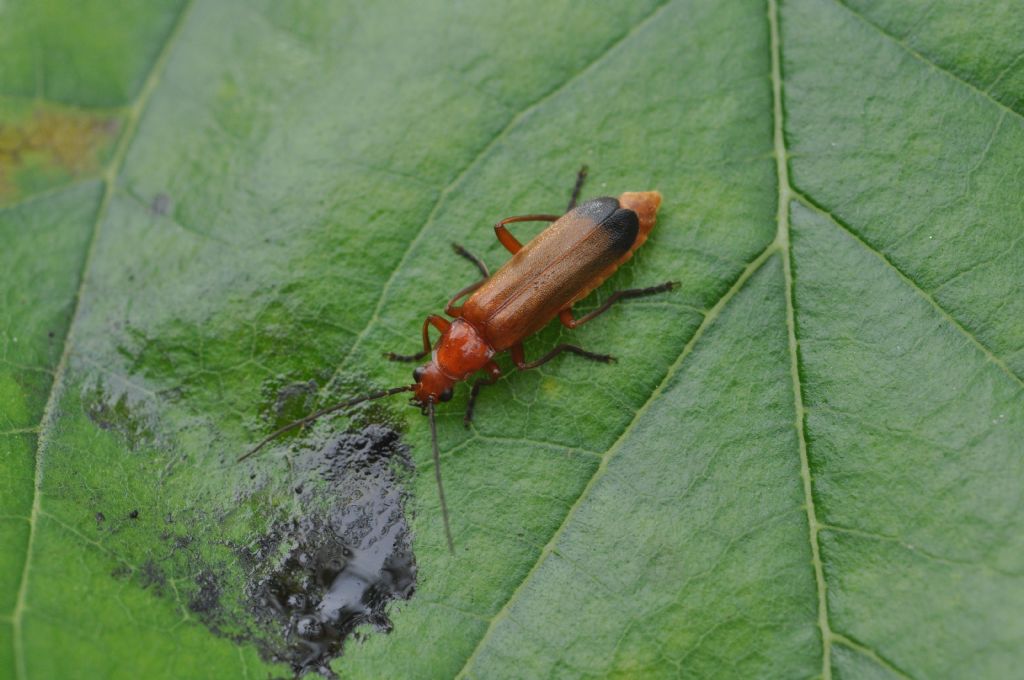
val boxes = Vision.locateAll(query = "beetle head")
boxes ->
[412,362,454,408]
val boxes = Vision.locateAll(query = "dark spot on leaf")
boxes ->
[82,379,155,451]
[151,192,172,215]
[95,512,106,523]
[129,509,139,519]
[140,560,167,594]
[189,569,222,615]
[267,378,320,428]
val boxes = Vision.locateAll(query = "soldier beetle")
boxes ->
[241,168,674,552]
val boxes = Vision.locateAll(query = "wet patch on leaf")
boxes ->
[237,424,417,677]
[0,103,121,202]
[90,414,419,678]
[80,335,420,677]
[83,378,157,450]
[260,374,324,430]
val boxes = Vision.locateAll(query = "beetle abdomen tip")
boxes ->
[618,191,662,237]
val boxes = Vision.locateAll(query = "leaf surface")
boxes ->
[1,0,1021,678]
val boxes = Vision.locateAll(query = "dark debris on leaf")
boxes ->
[237,423,417,678]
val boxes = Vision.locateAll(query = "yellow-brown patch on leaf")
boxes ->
[0,106,121,202]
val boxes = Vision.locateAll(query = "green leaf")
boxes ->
[2,0,1022,678]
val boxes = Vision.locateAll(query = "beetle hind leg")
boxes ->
[511,343,615,370]
[560,281,678,329]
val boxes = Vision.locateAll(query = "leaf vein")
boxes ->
[986,48,1024,95]
[819,523,1022,578]
[791,190,1024,387]
[8,2,196,677]
[833,0,1024,121]
[831,632,916,680]
[0,179,100,215]
[768,1,834,677]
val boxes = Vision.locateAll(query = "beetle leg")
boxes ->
[384,351,428,362]
[566,165,588,211]
[511,342,615,370]
[559,281,678,329]
[427,314,452,333]
[493,214,560,254]
[451,243,489,278]
[463,361,502,428]
[445,280,486,317]
[385,314,451,361]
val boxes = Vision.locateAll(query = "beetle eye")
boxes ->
[439,388,453,402]
[412,367,425,382]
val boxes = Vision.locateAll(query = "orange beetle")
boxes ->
[242,168,673,551]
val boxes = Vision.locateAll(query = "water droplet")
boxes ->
[295,616,323,640]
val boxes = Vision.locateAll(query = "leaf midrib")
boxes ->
[451,1,829,675]
[8,2,195,678]
[768,0,833,677]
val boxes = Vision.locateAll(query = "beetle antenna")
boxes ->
[427,399,455,554]
[238,384,415,462]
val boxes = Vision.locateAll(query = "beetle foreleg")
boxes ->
[559,281,678,329]
[385,314,451,361]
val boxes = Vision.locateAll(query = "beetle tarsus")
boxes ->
[385,350,428,362]
[567,164,589,211]
[644,280,678,294]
